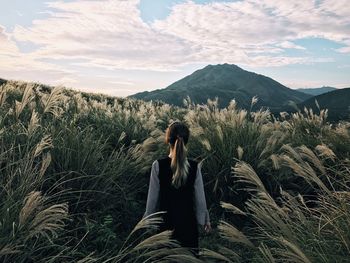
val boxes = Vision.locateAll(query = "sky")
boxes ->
[0,0,349,97]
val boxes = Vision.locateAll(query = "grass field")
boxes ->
[1,80,349,262]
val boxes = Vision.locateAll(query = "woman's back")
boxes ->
[143,121,211,251]
[157,156,199,248]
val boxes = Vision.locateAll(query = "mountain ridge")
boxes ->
[130,63,311,110]
[298,87,350,121]
[297,86,337,96]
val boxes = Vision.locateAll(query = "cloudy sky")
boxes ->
[0,0,349,96]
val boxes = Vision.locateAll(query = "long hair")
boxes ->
[165,121,190,188]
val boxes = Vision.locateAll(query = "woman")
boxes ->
[144,121,211,251]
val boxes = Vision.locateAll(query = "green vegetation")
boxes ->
[1,80,349,262]
[298,88,350,121]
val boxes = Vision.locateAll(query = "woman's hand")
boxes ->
[204,222,211,233]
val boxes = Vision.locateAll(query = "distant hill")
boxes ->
[297,86,337,96]
[298,88,350,121]
[130,64,311,110]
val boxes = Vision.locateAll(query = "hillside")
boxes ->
[1,79,350,262]
[130,64,311,110]
[297,86,337,96]
[298,88,350,121]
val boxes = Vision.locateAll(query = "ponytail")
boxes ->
[171,136,190,188]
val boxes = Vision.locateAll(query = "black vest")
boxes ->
[157,157,198,232]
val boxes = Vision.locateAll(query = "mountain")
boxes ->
[298,88,350,121]
[130,64,311,110]
[297,86,337,96]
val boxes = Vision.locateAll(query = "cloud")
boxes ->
[12,0,196,71]
[153,0,350,65]
[336,46,350,53]
[0,24,79,88]
[277,41,306,50]
[8,0,349,72]
[0,26,19,55]
[0,0,349,96]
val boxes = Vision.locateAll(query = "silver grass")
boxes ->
[315,144,336,161]
[228,99,237,111]
[279,111,289,119]
[0,84,8,106]
[15,83,34,118]
[218,246,242,261]
[19,191,43,226]
[251,108,271,125]
[39,152,52,178]
[220,201,246,216]
[141,247,200,263]
[42,86,65,117]
[129,212,166,237]
[218,220,254,248]
[298,145,326,175]
[237,146,244,160]
[244,193,296,241]
[114,213,202,263]
[200,138,212,151]
[251,95,258,108]
[258,243,275,263]
[237,110,247,126]
[132,230,178,251]
[233,161,267,193]
[199,248,234,263]
[19,191,69,241]
[276,237,312,263]
[280,155,331,194]
[0,245,21,256]
[270,154,280,170]
[259,131,286,161]
[33,135,53,158]
[27,109,40,137]
[281,144,303,163]
[118,131,127,143]
[216,125,224,143]
[26,202,68,241]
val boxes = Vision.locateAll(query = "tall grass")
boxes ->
[217,145,350,262]
[1,80,349,262]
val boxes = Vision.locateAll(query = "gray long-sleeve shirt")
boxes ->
[144,159,210,225]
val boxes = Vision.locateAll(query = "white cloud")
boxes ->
[153,0,350,65]
[0,26,79,90]
[0,0,349,96]
[12,0,195,71]
[8,0,350,72]
[0,26,19,55]
[336,46,350,53]
[277,41,306,50]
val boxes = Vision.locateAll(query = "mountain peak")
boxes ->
[130,64,311,110]
[204,63,243,71]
